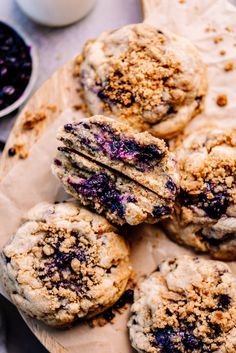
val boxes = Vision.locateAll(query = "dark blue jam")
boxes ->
[152,205,171,218]
[154,327,202,353]
[0,21,32,111]
[77,121,165,172]
[39,238,86,293]
[181,183,230,219]
[68,172,136,218]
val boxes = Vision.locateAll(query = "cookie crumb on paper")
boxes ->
[216,94,228,107]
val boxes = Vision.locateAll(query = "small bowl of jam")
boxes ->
[0,21,37,118]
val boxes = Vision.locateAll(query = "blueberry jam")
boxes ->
[152,205,171,218]
[68,172,136,218]
[79,122,164,172]
[0,22,32,111]
[154,327,202,353]
[218,294,231,310]
[181,183,230,219]
[38,239,87,293]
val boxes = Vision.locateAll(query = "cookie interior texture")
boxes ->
[0,202,131,327]
[164,128,236,260]
[78,23,207,139]
[52,115,179,225]
[128,256,236,353]
[53,148,173,226]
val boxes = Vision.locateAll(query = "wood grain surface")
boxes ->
[0,1,150,351]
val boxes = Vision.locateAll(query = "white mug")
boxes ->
[15,0,96,27]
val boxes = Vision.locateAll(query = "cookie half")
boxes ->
[164,127,236,260]
[128,256,236,353]
[0,202,131,327]
[79,23,207,138]
[53,147,173,225]
[56,115,179,199]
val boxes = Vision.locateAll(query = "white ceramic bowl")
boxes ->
[0,21,38,118]
[15,0,96,27]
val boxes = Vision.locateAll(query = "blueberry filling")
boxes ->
[113,289,134,309]
[166,180,177,193]
[152,205,171,218]
[0,21,32,111]
[64,123,74,131]
[68,172,136,219]
[38,241,86,293]
[181,183,230,219]
[218,294,231,310]
[54,158,62,166]
[101,289,134,322]
[97,70,135,108]
[80,122,165,171]
[154,327,202,353]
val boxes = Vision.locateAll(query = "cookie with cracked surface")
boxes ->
[0,201,131,327]
[79,23,207,139]
[164,127,236,260]
[128,256,236,353]
[52,147,173,226]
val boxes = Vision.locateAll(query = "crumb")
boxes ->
[214,36,223,44]
[19,149,29,159]
[22,111,47,130]
[220,50,226,56]
[73,55,83,77]
[225,26,233,32]
[224,62,234,72]
[73,104,82,110]
[8,143,28,159]
[179,0,186,3]
[205,26,216,33]
[46,105,57,113]
[216,94,228,107]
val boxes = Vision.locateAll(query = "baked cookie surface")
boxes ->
[79,23,207,138]
[128,256,236,353]
[0,202,131,327]
[164,128,236,260]
[52,116,179,225]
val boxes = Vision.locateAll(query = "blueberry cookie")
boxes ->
[0,202,131,327]
[52,116,179,225]
[53,147,173,226]
[79,23,207,139]
[164,128,236,260]
[128,256,236,353]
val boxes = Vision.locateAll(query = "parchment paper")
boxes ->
[1,1,236,352]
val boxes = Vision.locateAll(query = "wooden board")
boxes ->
[0,1,153,351]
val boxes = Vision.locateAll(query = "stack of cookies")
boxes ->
[1,22,236,353]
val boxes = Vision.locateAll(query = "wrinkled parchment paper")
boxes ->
[1,0,236,352]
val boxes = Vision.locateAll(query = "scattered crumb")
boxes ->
[225,26,233,33]
[73,55,83,77]
[220,50,226,56]
[205,26,216,33]
[179,0,186,3]
[19,150,29,159]
[214,36,223,44]
[46,105,57,113]
[224,62,234,72]
[8,143,28,159]
[22,111,47,130]
[216,94,228,107]
[73,104,82,110]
